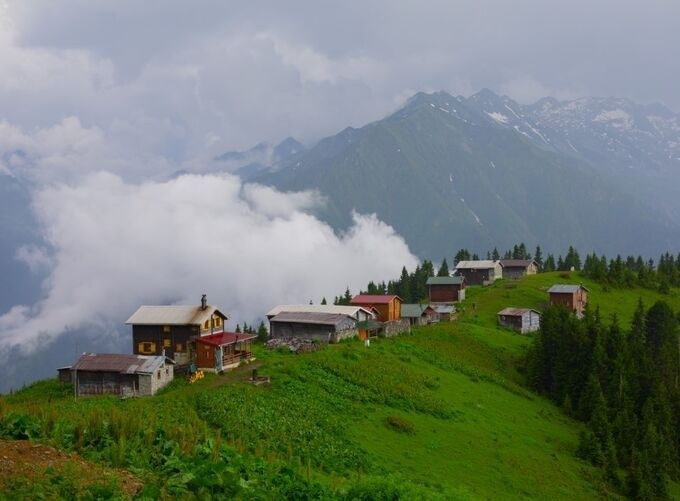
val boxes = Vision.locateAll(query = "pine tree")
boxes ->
[492,247,500,261]
[534,245,543,270]
[321,297,327,305]
[257,321,268,343]
[454,249,470,265]
[544,254,556,272]
[437,259,450,277]
[235,324,241,333]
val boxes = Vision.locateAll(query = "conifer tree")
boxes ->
[321,297,327,305]
[437,259,450,277]
[534,245,543,270]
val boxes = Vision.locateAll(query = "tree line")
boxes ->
[526,301,680,498]
[330,243,679,305]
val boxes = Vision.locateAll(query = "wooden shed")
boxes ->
[499,260,538,279]
[548,284,589,315]
[350,295,403,322]
[193,332,255,371]
[60,353,174,397]
[426,276,466,303]
[401,304,439,326]
[265,304,376,322]
[454,260,503,286]
[269,312,358,342]
[126,295,229,366]
[497,308,541,333]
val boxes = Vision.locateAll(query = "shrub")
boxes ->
[384,415,416,435]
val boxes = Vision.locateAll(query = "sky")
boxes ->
[0,1,678,389]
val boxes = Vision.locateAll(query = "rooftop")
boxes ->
[265,304,375,319]
[269,311,356,326]
[401,304,436,318]
[194,332,256,346]
[426,276,465,285]
[498,307,541,316]
[126,305,228,326]
[455,260,500,270]
[499,259,536,268]
[351,294,402,304]
[548,284,589,294]
[70,353,172,374]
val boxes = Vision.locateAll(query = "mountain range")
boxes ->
[217,89,680,259]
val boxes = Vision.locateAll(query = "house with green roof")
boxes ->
[426,275,466,303]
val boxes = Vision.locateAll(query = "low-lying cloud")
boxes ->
[0,172,418,361]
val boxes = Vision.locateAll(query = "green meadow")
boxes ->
[1,272,678,499]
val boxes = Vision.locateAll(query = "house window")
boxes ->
[138,342,156,354]
[163,339,171,348]
[163,325,171,333]
[203,320,210,330]
[176,343,183,352]
[157,370,161,380]
[214,317,221,328]
[191,326,198,332]
[165,368,169,375]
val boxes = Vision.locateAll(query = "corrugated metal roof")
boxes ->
[433,304,455,314]
[351,294,402,304]
[194,332,256,346]
[455,260,499,270]
[548,284,589,294]
[270,311,356,326]
[499,259,536,268]
[497,307,541,316]
[401,304,436,318]
[71,353,172,374]
[265,304,375,318]
[426,276,465,285]
[125,305,229,325]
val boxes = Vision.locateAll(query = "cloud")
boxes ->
[0,172,417,358]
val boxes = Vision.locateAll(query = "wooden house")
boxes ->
[269,312,358,342]
[59,353,174,397]
[401,304,439,326]
[497,308,541,333]
[499,259,538,279]
[193,332,255,372]
[454,260,503,286]
[548,284,589,315]
[350,295,403,322]
[426,276,466,303]
[126,295,229,365]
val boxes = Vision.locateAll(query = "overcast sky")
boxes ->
[2,0,679,154]
[1,1,679,385]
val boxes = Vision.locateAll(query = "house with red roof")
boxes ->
[350,295,403,322]
[193,332,256,372]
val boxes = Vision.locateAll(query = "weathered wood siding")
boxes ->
[271,316,357,341]
[133,324,197,362]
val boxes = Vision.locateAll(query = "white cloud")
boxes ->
[0,172,417,357]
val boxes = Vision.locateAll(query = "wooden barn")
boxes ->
[497,308,541,333]
[350,295,403,322]
[499,259,539,279]
[426,276,466,303]
[401,304,439,326]
[548,284,589,315]
[269,312,358,342]
[59,353,174,397]
[193,332,255,372]
[126,295,229,365]
[454,260,503,286]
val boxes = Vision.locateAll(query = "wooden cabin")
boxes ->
[433,304,456,321]
[126,295,229,365]
[426,276,466,303]
[59,353,174,397]
[499,259,539,279]
[454,260,503,286]
[497,308,541,333]
[548,284,589,315]
[401,304,439,326]
[193,332,255,372]
[269,312,358,342]
[350,295,403,322]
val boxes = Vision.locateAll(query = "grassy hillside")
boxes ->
[1,273,678,499]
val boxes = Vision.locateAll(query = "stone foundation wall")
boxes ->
[381,318,410,337]
[330,328,358,344]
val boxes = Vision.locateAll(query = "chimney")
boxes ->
[201,294,207,310]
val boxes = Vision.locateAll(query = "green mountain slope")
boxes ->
[258,91,679,258]
[2,274,679,498]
